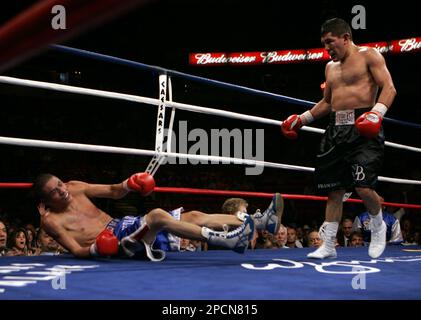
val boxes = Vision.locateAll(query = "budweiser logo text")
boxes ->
[190,36,420,66]
[398,38,421,52]
[261,50,324,63]
[195,53,257,65]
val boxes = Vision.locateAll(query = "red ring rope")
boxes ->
[154,187,421,210]
[1,182,420,210]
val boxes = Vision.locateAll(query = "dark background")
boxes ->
[0,0,420,227]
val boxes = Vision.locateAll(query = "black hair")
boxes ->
[321,18,352,40]
[7,227,29,250]
[32,173,55,202]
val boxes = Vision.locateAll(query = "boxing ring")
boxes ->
[2,246,421,299]
[1,1,421,301]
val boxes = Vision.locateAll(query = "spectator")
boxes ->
[37,228,63,255]
[180,238,196,252]
[350,231,364,247]
[25,223,38,255]
[337,218,353,247]
[286,226,303,248]
[302,224,311,246]
[401,217,417,245]
[295,226,305,246]
[6,228,31,256]
[353,196,403,245]
[263,234,276,249]
[255,230,275,249]
[0,220,8,256]
[307,230,323,248]
[273,224,288,248]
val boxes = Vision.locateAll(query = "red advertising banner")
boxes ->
[189,37,421,66]
[390,37,421,54]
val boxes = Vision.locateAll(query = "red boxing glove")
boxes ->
[124,172,155,196]
[90,229,119,257]
[355,111,382,138]
[281,114,303,139]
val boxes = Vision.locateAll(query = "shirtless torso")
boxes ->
[326,47,378,111]
[281,18,396,260]
[312,33,395,117]
[38,177,126,257]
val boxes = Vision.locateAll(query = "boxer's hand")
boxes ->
[123,172,155,196]
[281,114,303,139]
[281,110,314,139]
[355,111,382,138]
[37,203,49,217]
[90,229,119,257]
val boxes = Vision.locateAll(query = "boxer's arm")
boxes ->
[71,173,155,199]
[42,217,91,258]
[309,97,331,120]
[366,47,397,110]
[309,65,332,119]
[281,65,332,139]
[68,181,128,200]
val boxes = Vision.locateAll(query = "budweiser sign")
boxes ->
[394,37,421,53]
[190,36,420,66]
[261,49,326,63]
[191,52,261,65]
[361,41,393,54]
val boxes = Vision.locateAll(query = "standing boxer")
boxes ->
[281,18,396,259]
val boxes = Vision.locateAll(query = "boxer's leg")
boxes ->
[180,210,243,230]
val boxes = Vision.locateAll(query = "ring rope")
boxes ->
[0,183,419,210]
[50,44,314,108]
[0,136,420,185]
[153,187,421,210]
[1,76,420,154]
[50,44,421,130]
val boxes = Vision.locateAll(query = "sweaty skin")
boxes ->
[38,176,245,258]
[309,32,395,118]
[39,177,121,258]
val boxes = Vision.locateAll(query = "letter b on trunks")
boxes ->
[353,165,366,181]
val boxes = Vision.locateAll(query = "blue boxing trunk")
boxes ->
[106,208,183,254]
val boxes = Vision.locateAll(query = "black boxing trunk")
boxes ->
[315,107,385,194]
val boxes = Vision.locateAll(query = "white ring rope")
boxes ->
[378,176,421,184]
[1,76,421,185]
[0,76,420,153]
[0,136,313,172]
[1,136,420,185]
[0,76,159,107]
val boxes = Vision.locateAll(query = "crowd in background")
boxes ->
[1,178,419,257]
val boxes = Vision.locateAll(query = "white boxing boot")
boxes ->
[307,221,338,259]
[368,211,386,258]
[252,193,284,235]
[202,215,254,253]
